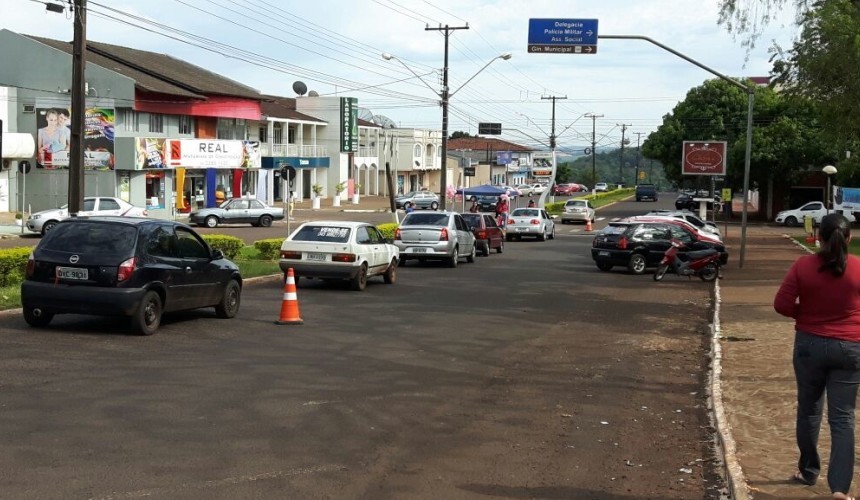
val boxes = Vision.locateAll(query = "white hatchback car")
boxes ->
[26,196,149,235]
[279,221,399,291]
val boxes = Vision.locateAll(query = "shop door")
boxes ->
[302,169,312,198]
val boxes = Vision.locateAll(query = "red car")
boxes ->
[552,183,578,196]
[461,212,505,256]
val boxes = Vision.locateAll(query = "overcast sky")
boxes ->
[2,0,795,153]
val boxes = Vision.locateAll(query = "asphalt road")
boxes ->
[0,195,727,499]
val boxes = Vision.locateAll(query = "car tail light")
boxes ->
[477,230,487,239]
[332,253,357,263]
[25,253,34,278]
[280,250,302,260]
[530,219,540,225]
[395,228,402,240]
[507,219,515,225]
[618,236,628,250]
[117,257,136,282]
[439,228,449,241]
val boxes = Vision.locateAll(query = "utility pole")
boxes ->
[425,24,469,209]
[69,0,87,214]
[617,123,631,186]
[540,95,566,207]
[585,113,603,189]
[633,131,644,185]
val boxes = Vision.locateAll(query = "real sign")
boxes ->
[528,18,598,54]
[682,141,727,176]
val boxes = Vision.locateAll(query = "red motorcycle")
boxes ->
[653,239,721,282]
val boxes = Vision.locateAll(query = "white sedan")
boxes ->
[505,207,556,241]
[279,221,399,291]
[26,196,148,235]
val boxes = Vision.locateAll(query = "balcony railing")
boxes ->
[357,146,376,157]
[259,143,327,157]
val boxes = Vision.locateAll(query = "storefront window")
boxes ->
[241,170,257,198]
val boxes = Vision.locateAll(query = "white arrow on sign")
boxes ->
[584,46,594,53]
[586,30,593,36]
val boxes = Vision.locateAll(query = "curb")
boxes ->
[710,279,750,500]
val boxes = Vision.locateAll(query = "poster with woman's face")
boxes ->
[35,106,115,170]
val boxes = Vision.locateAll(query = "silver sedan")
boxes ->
[505,208,556,241]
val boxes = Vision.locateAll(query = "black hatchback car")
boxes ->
[21,217,242,335]
[591,220,727,274]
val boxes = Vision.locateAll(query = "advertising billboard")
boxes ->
[35,104,115,170]
[682,141,727,176]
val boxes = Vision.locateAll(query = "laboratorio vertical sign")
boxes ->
[340,97,358,153]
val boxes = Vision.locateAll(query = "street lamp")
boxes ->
[823,164,837,214]
[382,51,511,208]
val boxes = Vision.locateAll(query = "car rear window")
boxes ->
[41,221,138,254]
[401,213,449,226]
[600,224,628,235]
[461,214,481,226]
[292,225,351,243]
[512,209,539,217]
[565,200,586,207]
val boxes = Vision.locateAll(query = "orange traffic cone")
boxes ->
[585,219,593,232]
[275,268,304,325]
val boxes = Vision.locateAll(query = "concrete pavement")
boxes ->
[0,198,846,498]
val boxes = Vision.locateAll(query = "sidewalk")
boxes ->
[716,224,840,499]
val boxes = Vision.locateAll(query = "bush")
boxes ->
[0,247,31,287]
[253,238,284,261]
[377,223,399,240]
[546,201,565,215]
[201,234,244,259]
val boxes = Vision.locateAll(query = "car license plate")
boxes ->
[56,266,88,280]
[410,247,428,253]
[306,253,327,261]
[516,227,527,232]
[598,251,610,257]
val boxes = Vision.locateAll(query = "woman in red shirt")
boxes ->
[774,213,860,500]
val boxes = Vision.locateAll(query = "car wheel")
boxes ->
[448,247,459,268]
[205,215,219,228]
[23,307,53,327]
[506,235,513,242]
[596,262,613,272]
[41,220,58,235]
[496,239,504,254]
[549,226,555,240]
[654,264,669,281]
[383,259,397,284]
[430,201,439,210]
[215,280,241,318]
[785,216,798,227]
[399,258,408,267]
[466,244,476,263]
[482,240,491,256]
[627,253,647,275]
[132,291,162,336]
[259,215,273,227]
[538,228,547,241]
[351,263,368,291]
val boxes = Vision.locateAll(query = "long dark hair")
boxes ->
[818,213,851,276]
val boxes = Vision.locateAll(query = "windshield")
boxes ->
[291,225,351,243]
[401,213,449,226]
[399,192,416,198]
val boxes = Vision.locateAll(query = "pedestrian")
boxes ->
[469,199,479,213]
[495,194,509,228]
[528,199,536,208]
[774,213,860,500]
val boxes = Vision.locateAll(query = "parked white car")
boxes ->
[775,201,856,227]
[516,183,547,196]
[26,196,148,235]
[279,221,399,291]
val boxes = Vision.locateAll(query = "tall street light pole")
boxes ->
[382,45,511,209]
[539,95,566,207]
[585,113,603,190]
[69,0,87,215]
[823,164,837,214]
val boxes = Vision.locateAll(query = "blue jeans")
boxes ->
[793,330,860,494]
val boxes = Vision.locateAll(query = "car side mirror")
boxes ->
[211,249,224,260]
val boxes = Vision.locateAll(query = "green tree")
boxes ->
[449,131,474,140]
[642,78,829,196]
[554,163,573,183]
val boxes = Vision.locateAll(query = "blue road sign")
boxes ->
[528,18,599,54]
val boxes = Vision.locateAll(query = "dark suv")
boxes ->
[635,184,658,201]
[591,220,727,274]
[21,217,242,335]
